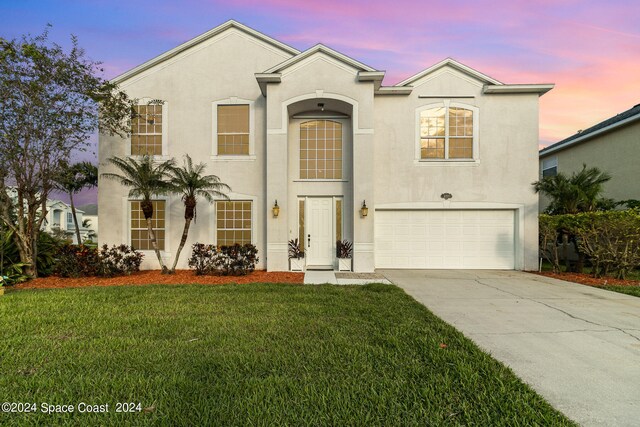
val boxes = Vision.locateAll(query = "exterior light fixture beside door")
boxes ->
[360,200,368,217]
[272,200,280,218]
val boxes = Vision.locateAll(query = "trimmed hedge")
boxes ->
[53,244,144,278]
[540,210,640,279]
[188,243,258,276]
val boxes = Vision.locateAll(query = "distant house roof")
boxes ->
[540,103,640,157]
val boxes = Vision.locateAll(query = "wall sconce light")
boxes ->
[360,200,369,217]
[440,193,453,200]
[272,200,280,218]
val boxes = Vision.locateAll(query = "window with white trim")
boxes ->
[131,103,164,156]
[541,156,558,177]
[418,104,477,160]
[216,200,252,246]
[130,200,165,250]
[217,105,250,155]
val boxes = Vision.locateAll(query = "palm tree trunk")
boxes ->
[145,217,167,273]
[170,218,192,273]
[69,192,82,245]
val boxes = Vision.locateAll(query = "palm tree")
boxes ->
[533,164,612,214]
[101,155,175,273]
[168,155,230,273]
[54,161,98,244]
[534,164,612,273]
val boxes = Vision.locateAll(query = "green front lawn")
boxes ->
[599,286,640,298]
[0,284,573,426]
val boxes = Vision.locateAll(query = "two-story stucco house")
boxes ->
[98,20,553,272]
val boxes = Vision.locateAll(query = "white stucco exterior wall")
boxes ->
[98,21,548,272]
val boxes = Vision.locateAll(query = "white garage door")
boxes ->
[375,210,515,269]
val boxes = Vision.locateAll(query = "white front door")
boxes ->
[307,198,334,267]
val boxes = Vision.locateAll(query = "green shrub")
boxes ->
[53,244,102,277]
[573,210,640,279]
[188,243,258,276]
[53,244,143,278]
[0,230,61,277]
[97,244,144,277]
[0,262,31,286]
[540,210,640,279]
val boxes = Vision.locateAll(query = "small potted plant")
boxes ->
[288,238,305,271]
[336,240,353,271]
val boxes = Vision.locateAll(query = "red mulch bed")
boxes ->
[16,270,305,290]
[535,271,640,287]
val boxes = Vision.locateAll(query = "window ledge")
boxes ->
[138,250,171,256]
[293,179,350,182]
[128,155,171,161]
[414,159,480,166]
[210,155,256,162]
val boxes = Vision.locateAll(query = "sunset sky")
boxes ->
[1,0,638,204]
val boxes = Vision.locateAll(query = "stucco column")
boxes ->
[265,132,289,271]
[352,132,375,272]
[265,94,289,271]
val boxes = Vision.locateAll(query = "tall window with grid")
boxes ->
[130,200,165,250]
[420,106,474,160]
[216,201,252,246]
[217,105,249,155]
[131,104,163,155]
[300,120,343,179]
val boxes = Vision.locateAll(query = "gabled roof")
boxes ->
[540,103,640,157]
[112,20,300,84]
[256,44,384,95]
[395,58,503,87]
[263,43,379,74]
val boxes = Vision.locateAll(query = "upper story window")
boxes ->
[66,212,73,224]
[300,120,343,179]
[417,103,478,161]
[217,105,249,155]
[541,156,558,177]
[131,103,164,156]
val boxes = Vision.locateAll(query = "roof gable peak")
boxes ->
[264,43,379,74]
[395,57,502,87]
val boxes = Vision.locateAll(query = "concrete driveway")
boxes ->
[381,269,640,427]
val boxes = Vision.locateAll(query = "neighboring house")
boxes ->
[44,200,91,244]
[78,204,99,241]
[539,103,640,210]
[99,20,553,272]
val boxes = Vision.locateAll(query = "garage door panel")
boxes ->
[375,209,515,270]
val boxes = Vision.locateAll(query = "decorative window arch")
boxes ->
[415,101,479,161]
[299,119,343,179]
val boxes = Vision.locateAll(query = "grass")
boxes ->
[0,283,574,426]
[599,286,640,298]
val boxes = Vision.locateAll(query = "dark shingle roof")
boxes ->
[540,103,640,156]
